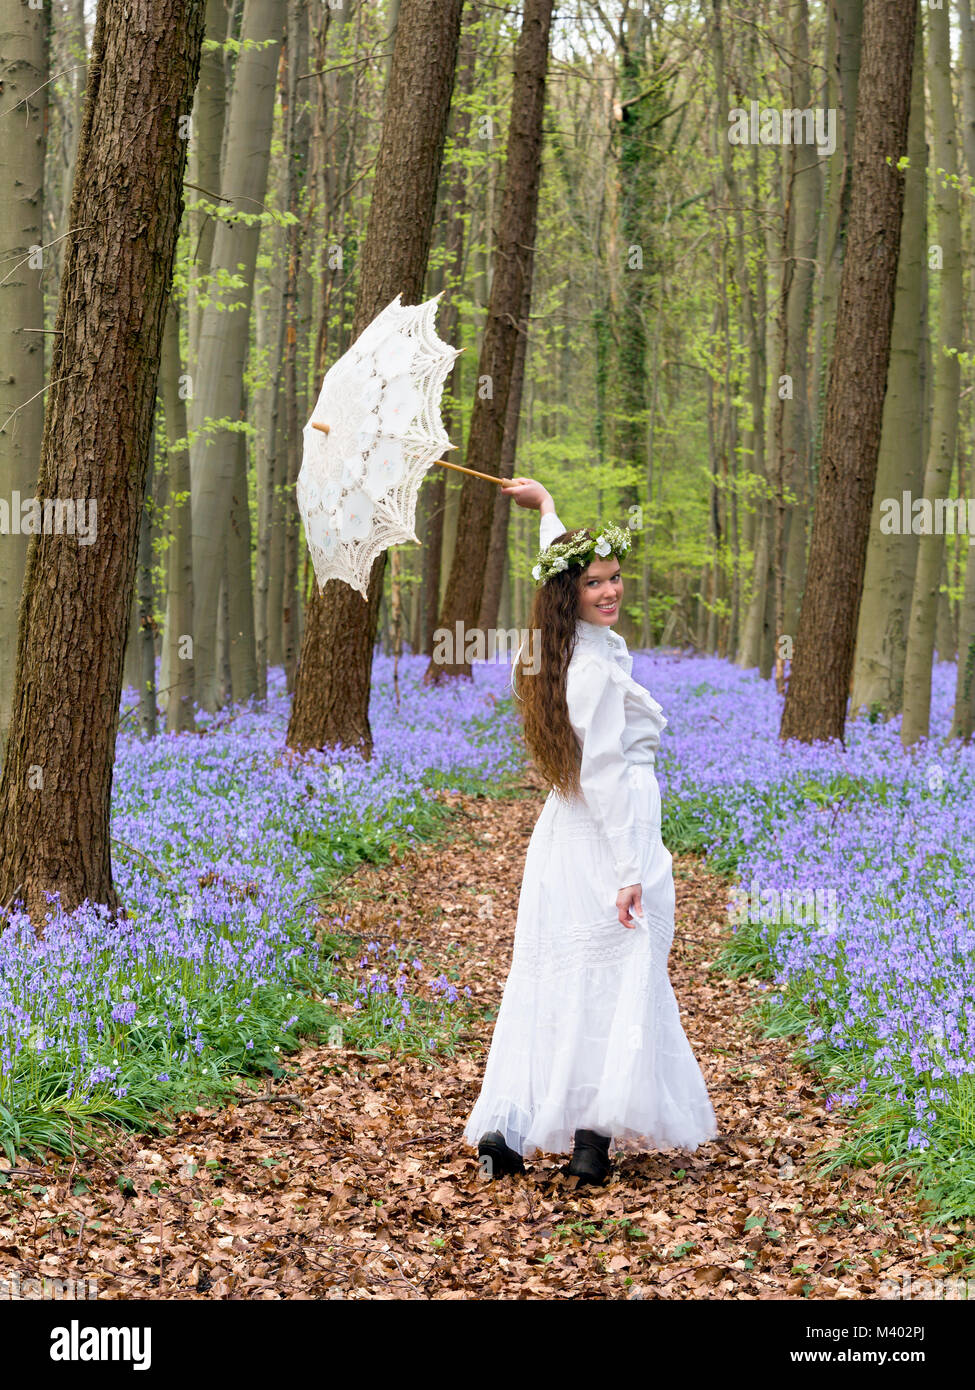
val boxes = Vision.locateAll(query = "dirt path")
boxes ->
[1,780,967,1300]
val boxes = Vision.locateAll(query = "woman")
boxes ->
[463,478,718,1185]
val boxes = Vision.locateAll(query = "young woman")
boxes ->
[463,478,718,1185]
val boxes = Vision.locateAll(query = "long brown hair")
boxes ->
[512,526,603,799]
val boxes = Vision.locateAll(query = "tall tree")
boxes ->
[901,2,963,748]
[188,0,230,363]
[0,0,206,920]
[427,0,555,682]
[190,0,283,710]
[850,19,926,720]
[281,0,312,691]
[287,0,465,755]
[778,0,821,650]
[0,0,47,758]
[779,0,916,744]
[160,299,195,731]
[951,0,975,741]
[420,14,477,656]
[613,4,668,648]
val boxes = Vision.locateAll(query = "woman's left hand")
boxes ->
[616,883,643,929]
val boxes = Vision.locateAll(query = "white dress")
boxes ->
[463,509,719,1159]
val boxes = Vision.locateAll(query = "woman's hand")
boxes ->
[616,884,643,929]
[501,476,552,511]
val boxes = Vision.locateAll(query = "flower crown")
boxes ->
[530,521,632,586]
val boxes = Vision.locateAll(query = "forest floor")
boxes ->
[1,774,969,1301]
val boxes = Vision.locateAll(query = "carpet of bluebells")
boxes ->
[0,658,522,1160]
[2,644,974,1218]
[638,652,975,1216]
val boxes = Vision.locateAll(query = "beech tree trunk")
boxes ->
[190,0,283,711]
[281,0,311,692]
[0,0,47,759]
[952,0,975,741]
[287,0,465,755]
[427,0,554,683]
[160,299,196,731]
[0,0,206,921]
[779,0,916,745]
[901,2,963,748]
[850,20,925,720]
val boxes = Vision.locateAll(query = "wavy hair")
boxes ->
[512,526,607,799]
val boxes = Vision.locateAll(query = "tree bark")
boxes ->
[227,418,258,698]
[901,2,963,747]
[779,0,916,745]
[952,0,975,740]
[850,18,925,719]
[0,0,206,920]
[287,0,465,755]
[780,0,821,645]
[478,271,531,635]
[0,0,47,760]
[188,0,230,362]
[190,0,283,711]
[160,299,196,731]
[426,0,554,683]
[135,433,158,738]
[281,0,311,692]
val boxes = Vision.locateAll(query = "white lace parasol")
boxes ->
[297,292,466,599]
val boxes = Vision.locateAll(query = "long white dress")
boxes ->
[463,510,719,1159]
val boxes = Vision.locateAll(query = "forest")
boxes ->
[0,0,973,1321]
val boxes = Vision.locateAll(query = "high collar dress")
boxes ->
[462,509,719,1159]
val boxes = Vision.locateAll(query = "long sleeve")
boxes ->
[565,657,643,891]
[539,509,566,550]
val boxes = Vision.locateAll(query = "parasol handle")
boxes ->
[309,422,507,487]
[432,458,506,486]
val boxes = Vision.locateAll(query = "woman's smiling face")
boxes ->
[577,555,623,626]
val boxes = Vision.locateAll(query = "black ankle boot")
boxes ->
[566,1129,612,1185]
[477,1130,527,1178]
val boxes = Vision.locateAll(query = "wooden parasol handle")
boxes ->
[310,421,506,487]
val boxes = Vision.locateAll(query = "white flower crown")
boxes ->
[530,521,632,586]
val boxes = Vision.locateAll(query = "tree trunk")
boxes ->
[281,0,311,692]
[227,420,258,699]
[160,300,196,729]
[53,0,86,289]
[901,2,963,748]
[427,0,554,683]
[287,0,465,755]
[135,434,158,738]
[0,0,47,760]
[780,0,821,644]
[188,0,230,362]
[190,0,283,711]
[0,0,206,921]
[952,0,975,740]
[810,0,863,478]
[420,17,475,656]
[478,272,531,634]
[850,19,925,720]
[779,0,916,745]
